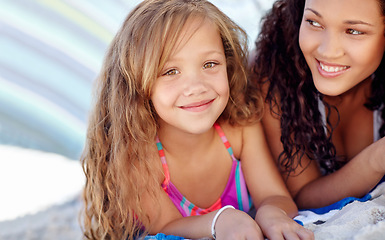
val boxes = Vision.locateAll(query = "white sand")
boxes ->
[0,145,84,222]
[0,196,82,240]
[0,145,84,239]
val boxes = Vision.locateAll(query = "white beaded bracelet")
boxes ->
[211,205,235,239]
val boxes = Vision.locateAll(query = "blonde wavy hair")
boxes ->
[81,0,263,239]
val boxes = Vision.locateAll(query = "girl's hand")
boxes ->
[214,208,264,240]
[256,205,314,240]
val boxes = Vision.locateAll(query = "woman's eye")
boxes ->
[203,62,217,69]
[346,29,364,35]
[163,69,180,76]
[306,19,322,28]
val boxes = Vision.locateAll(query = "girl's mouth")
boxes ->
[180,99,214,112]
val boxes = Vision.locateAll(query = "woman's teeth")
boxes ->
[320,62,348,73]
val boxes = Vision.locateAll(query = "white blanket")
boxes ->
[294,182,385,240]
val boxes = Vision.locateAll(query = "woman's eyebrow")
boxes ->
[343,20,373,26]
[304,8,322,18]
[304,7,373,26]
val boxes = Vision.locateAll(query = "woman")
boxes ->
[253,0,385,209]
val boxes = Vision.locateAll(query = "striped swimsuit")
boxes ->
[156,123,251,217]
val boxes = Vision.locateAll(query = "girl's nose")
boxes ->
[183,71,208,96]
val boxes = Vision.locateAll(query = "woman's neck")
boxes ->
[323,76,372,107]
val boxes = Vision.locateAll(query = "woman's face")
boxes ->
[299,0,385,96]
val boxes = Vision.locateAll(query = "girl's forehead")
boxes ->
[165,17,218,53]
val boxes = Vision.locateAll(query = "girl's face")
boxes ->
[299,0,385,96]
[151,17,229,135]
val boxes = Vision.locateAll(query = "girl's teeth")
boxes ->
[320,62,347,72]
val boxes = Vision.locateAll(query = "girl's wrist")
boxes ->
[211,205,235,239]
[255,204,289,222]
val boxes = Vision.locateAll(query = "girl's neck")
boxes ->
[157,123,217,163]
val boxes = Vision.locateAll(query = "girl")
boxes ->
[253,0,385,209]
[81,0,313,239]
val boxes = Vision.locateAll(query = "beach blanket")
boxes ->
[294,182,385,239]
[145,182,385,240]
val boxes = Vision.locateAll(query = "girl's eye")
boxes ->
[203,62,217,69]
[163,69,180,76]
[306,19,322,28]
[346,29,364,35]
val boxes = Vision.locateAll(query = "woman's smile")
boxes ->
[317,60,350,78]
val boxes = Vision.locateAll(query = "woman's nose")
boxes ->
[317,31,344,59]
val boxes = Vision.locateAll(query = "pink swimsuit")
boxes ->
[156,123,251,217]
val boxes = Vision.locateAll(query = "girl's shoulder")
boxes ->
[219,120,263,159]
[218,121,244,137]
[219,121,243,157]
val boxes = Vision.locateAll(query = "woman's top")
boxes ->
[318,99,384,178]
[156,123,251,217]
[318,99,383,142]
[373,106,383,141]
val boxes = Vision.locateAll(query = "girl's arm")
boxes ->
[143,181,264,239]
[261,101,385,209]
[240,122,314,239]
[160,206,264,240]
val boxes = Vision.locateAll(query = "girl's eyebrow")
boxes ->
[304,8,373,26]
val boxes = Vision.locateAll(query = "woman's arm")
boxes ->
[293,137,385,208]
[261,100,385,208]
[240,122,313,239]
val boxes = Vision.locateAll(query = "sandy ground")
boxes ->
[0,145,84,240]
[0,195,82,240]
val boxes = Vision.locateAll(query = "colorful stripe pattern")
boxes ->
[156,123,251,217]
[0,0,142,159]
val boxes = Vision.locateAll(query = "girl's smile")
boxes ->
[179,99,215,112]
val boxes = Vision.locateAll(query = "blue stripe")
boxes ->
[188,201,194,214]
[227,146,234,156]
[235,161,243,211]
[156,141,163,150]
[180,197,186,209]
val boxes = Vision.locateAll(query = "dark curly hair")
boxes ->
[253,0,385,175]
